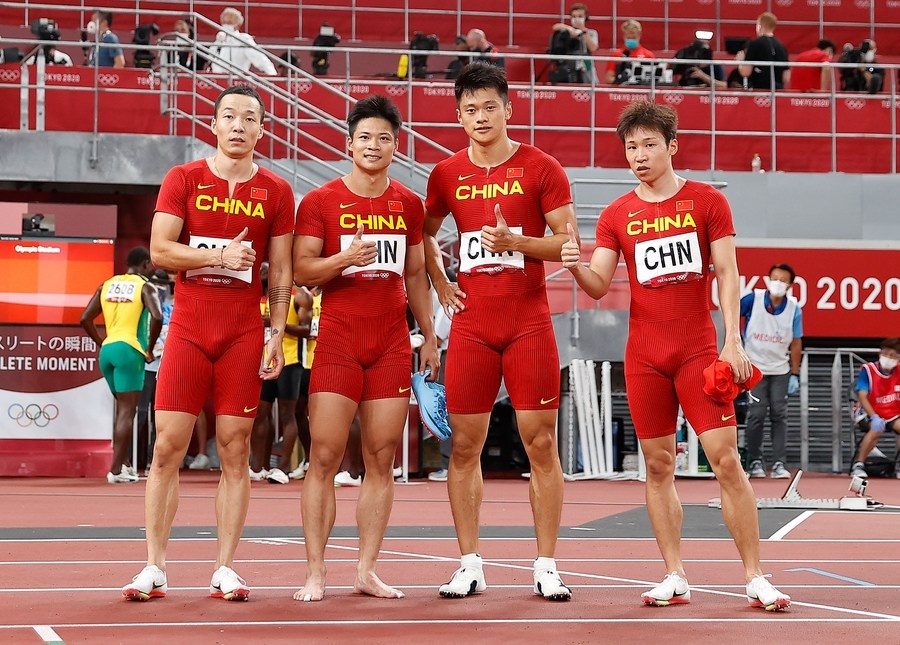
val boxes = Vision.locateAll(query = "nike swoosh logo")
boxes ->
[398,387,411,394]
[153,582,165,589]
[197,183,216,190]
[244,405,258,413]
[627,209,645,218]
[339,202,358,209]
[540,396,558,405]
[721,414,735,422]
[458,174,477,181]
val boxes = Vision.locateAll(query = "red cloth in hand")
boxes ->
[702,359,762,403]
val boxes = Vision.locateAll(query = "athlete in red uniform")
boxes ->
[292,95,439,602]
[423,63,576,601]
[561,101,791,611]
[122,85,295,602]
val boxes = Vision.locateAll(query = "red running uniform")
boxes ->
[426,144,572,413]
[295,178,423,403]
[154,159,295,417]
[595,180,737,438]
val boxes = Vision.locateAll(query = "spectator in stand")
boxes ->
[791,39,835,92]
[839,39,884,94]
[605,19,654,84]
[673,32,725,90]
[850,338,900,479]
[739,12,789,90]
[210,7,277,76]
[466,29,504,69]
[550,3,599,84]
[173,18,207,71]
[446,35,470,80]
[87,10,125,68]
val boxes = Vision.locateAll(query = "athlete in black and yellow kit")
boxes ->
[81,246,163,484]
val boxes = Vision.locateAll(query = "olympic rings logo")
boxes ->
[0,69,21,82]
[753,96,771,108]
[845,99,866,111]
[572,91,591,103]
[8,403,59,428]
[97,73,120,87]
[386,85,406,97]
[663,94,684,105]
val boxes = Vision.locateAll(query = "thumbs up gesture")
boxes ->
[481,203,515,254]
[221,227,256,270]
[560,222,581,269]
[344,226,378,267]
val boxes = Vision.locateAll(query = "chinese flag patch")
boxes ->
[675,199,693,212]
[506,167,524,179]
[388,200,404,213]
[250,187,268,200]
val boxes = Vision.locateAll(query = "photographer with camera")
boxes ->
[25,18,73,66]
[466,29,504,69]
[673,30,725,89]
[549,3,598,84]
[839,39,883,94]
[210,7,276,76]
[605,19,654,84]
[86,10,125,68]
[311,23,340,76]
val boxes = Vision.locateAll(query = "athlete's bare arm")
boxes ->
[480,202,576,262]
[140,282,164,364]
[292,228,376,286]
[405,241,440,376]
[562,224,619,300]
[283,294,305,339]
[423,211,466,315]
[261,232,293,379]
[79,286,105,347]
[711,235,751,383]
[295,288,313,338]
[150,212,256,270]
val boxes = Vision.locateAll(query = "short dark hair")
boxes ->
[347,95,402,137]
[94,10,113,27]
[150,268,169,284]
[880,337,900,352]
[769,263,796,284]
[455,61,508,105]
[214,84,265,123]
[570,3,589,18]
[126,246,151,268]
[817,39,836,53]
[616,101,678,145]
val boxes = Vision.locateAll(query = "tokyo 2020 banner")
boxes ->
[0,325,113,440]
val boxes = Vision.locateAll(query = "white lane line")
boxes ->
[32,625,64,644]
[769,510,816,541]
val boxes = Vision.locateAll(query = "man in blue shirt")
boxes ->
[740,264,803,479]
[88,10,125,68]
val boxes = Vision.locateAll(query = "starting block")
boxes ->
[708,470,883,510]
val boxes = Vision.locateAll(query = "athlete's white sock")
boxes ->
[534,556,557,573]
[461,553,483,570]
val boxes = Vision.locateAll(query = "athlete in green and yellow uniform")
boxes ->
[81,246,163,483]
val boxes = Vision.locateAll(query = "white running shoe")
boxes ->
[533,569,572,601]
[746,574,791,611]
[770,461,791,479]
[747,460,766,478]
[334,470,362,486]
[189,454,211,470]
[124,465,138,478]
[641,572,691,606]
[428,468,448,482]
[851,462,868,478]
[210,565,250,601]
[267,468,290,484]
[122,565,167,601]
[107,470,138,484]
[438,566,487,598]
[393,466,403,478]
[249,467,270,482]
[289,462,309,480]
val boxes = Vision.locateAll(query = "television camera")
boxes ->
[132,23,160,68]
[311,23,340,76]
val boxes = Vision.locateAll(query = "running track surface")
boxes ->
[1,472,898,644]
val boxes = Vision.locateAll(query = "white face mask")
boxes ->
[880,356,898,372]
[864,49,875,63]
[221,23,236,33]
[767,279,789,297]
